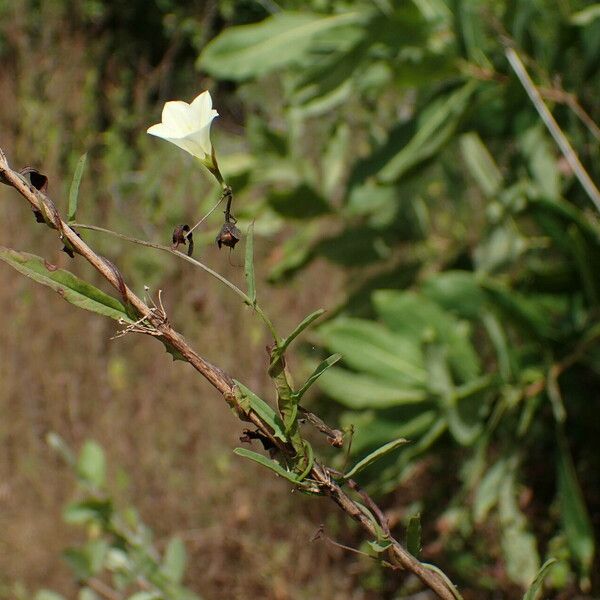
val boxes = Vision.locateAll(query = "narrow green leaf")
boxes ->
[0,248,133,322]
[460,132,502,197]
[378,82,477,184]
[406,513,422,557]
[343,437,410,481]
[294,353,342,399]
[522,558,558,600]
[279,308,325,354]
[474,458,509,523]
[77,440,106,488]
[244,222,256,306]
[557,433,595,583]
[161,537,187,584]
[233,447,299,483]
[67,152,87,223]
[234,380,287,442]
[367,540,392,554]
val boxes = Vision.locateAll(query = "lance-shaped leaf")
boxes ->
[199,11,366,81]
[244,222,256,306]
[234,380,287,442]
[460,132,502,198]
[294,353,342,399]
[378,81,477,184]
[0,248,133,322]
[269,308,326,373]
[367,540,392,554]
[557,433,595,585]
[342,437,410,481]
[67,152,87,223]
[233,447,300,483]
[161,537,187,584]
[522,558,558,600]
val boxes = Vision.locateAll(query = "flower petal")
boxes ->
[161,100,195,135]
[147,90,218,160]
[147,122,173,140]
[190,91,214,123]
[182,123,214,158]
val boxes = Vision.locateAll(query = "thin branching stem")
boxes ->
[72,222,281,343]
[0,148,458,600]
[187,192,225,235]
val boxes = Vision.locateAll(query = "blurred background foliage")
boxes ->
[1,0,599,598]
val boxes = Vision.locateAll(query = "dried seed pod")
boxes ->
[171,224,194,256]
[216,221,241,249]
[20,167,49,223]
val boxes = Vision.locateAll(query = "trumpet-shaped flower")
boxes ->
[147,91,219,163]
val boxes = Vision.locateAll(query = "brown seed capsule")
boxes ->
[171,224,194,256]
[216,222,241,249]
[20,167,49,223]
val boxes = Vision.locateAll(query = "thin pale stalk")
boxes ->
[73,222,281,343]
[504,45,600,212]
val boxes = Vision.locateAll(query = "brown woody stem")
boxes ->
[0,148,458,600]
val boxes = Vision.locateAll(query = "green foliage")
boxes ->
[41,435,201,600]
[522,559,558,600]
[201,0,600,594]
[406,513,422,559]
[67,153,87,224]
[234,380,287,442]
[342,438,409,481]
[77,440,106,488]
[0,249,133,322]
[233,447,302,484]
[199,11,367,81]
[294,353,341,400]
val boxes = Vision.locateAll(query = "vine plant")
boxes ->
[1,91,464,600]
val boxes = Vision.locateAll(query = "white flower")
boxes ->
[147,90,218,161]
